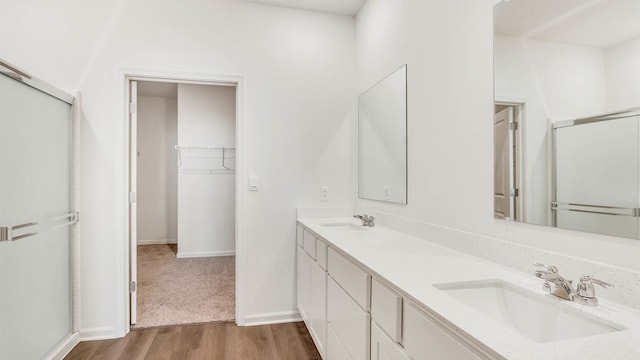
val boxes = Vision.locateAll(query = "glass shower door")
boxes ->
[0,71,75,359]
[554,116,639,239]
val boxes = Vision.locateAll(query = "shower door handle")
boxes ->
[0,212,79,242]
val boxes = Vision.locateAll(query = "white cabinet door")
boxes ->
[403,303,485,360]
[371,323,409,360]
[327,277,370,360]
[297,246,312,323]
[327,323,353,360]
[310,259,327,357]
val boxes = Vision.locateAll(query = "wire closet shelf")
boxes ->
[174,145,236,174]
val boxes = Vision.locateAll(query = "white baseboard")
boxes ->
[243,310,302,326]
[43,332,79,360]
[176,250,235,258]
[79,326,118,341]
[137,238,177,245]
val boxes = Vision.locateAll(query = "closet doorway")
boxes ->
[128,77,240,328]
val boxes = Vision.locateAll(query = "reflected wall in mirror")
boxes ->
[493,0,640,239]
[359,65,408,204]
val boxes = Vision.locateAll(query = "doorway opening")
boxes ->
[128,77,240,328]
[494,102,524,222]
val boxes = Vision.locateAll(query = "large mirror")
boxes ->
[493,0,640,239]
[359,65,408,204]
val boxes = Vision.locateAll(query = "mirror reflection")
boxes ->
[493,0,640,239]
[359,65,408,204]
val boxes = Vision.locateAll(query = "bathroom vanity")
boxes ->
[296,217,640,360]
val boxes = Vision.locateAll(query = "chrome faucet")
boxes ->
[533,263,575,301]
[533,263,613,306]
[353,214,375,227]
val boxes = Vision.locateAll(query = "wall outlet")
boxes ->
[383,186,391,200]
[320,186,329,202]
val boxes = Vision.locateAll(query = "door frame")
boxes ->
[123,69,247,331]
[495,97,526,222]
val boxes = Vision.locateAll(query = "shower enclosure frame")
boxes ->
[0,58,81,359]
[551,107,640,233]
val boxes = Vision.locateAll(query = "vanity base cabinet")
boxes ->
[371,323,409,360]
[403,303,485,360]
[327,277,370,360]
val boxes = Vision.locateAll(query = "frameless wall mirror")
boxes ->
[493,0,640,239]
[358,65,408,204]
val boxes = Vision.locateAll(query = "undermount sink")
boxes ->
[435,279,624,343]
[320,223,368,231]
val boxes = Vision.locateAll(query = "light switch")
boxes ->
[249,175,259,191]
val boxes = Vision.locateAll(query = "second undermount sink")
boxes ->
[434,279,624,343]
[320,223,369,231]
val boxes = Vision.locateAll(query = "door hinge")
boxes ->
[129,102,137,114]
[129,191,137,204]
[510,188,519,197]
[0,227,9,242]
[129,281,137,293]
[510,122,518,131]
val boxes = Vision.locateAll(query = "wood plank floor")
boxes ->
[65,322,321,360]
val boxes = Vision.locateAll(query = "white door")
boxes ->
[129,80,138,325]
[494,107,514,219]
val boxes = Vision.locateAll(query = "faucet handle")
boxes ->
[575,275,613,306]
[579,275,613,289]
[533,263,558,274]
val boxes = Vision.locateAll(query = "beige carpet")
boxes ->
[134,244,235,328]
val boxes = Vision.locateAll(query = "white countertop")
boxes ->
[297,217,640,360]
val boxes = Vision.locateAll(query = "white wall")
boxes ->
[137,95,178,245]
[75,0,355,337]
[0,0,126,92]
[605,36,640,111]
[355,0,640,285]
[526,39,606,120]
[1,0,356,338]
[177,84,236,258]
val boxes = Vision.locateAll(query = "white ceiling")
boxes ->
[237,0,366,16]
[495,0,640,48]
[137,81,178,98]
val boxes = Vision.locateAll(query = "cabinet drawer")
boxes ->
[327,323,353,360]
[327,277,370,360]
[328,248,370,310]
[371,279,403,343]
[371,323,409,360]
[403,303,485,360]
[317,239,328,270]
[296,224,304,246]
[303,229,317,260]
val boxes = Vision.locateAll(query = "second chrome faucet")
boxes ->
[353,214,375,227]
[533,263,613,306]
